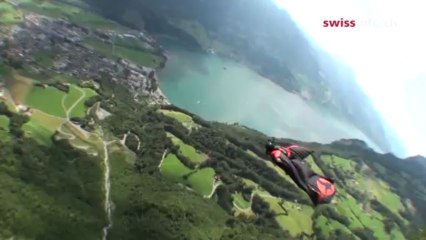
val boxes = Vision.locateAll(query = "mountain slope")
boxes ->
[0,1,425,239]
[82,0,396,153]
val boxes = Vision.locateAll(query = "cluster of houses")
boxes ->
[0,83,32,116]
[0,84,5,100]
[16,102,32,116]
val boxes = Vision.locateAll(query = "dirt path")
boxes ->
[233,202,251,212]
[86,101,98,116]
[9,82,113,239]
[106,140,120,146]
[101,140,112,240]
[204,181,223,199]
[69,121,113,240]
[120,131,129,145]
[61,95,67,118]
[120,131,141,151]
[57,119,113,239]
[55,114,113,240]
[65,87,86,119]
[233,192,255,211]
[72,124,113,240]
[56,124,75,140]
[158,149,168,168]
[257,192,275,199]
[134,134,141,151]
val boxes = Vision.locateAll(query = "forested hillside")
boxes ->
[0,0,425,239]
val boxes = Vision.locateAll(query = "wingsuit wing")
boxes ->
[280,145,313,160]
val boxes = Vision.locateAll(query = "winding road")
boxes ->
[6,79,115,239]
[204,181,223,199]
[56,95,115,239]
[233,192,255,212]
[120,131,141,151]
[101,140,112,240]
[158,149,168,168]
[61,86,86,119]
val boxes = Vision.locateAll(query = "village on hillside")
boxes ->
[1,4,169,105]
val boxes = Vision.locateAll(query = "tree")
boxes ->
[251,195,273,217]
[0,103,11,116]
[216,186,233,213]
[352,228,376,240]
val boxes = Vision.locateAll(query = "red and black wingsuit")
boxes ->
[265,140,336,206]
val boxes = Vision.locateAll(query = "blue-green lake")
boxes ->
[158,41,380,150]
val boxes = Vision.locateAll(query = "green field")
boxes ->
[391,227,406,240]
[64,85,83,111]
[314,215,353,239]
[0,115,9,131]
[67,87,97,118]
[318,154,407,236]
[22,120,53,146]
[187,168,215,196]
[84,38,163,68]
[333,194,365,229]
[18,0,120,29]
[242,178,260,190]
[347,169,405,216]
[332,155,356,172]
[160,154,216,196]
[109,149,228,240]
[160,154,193,182]
[6,71,33,105]
[22,83,96,119]
[24,86,67,118]
[69,136,90,149]
[305,155,324,175]
[358,213,389,240]
[233,192,251,209]
[0,2,23,25]
[114,37,151,52]
[167,133,207,164]
[321,155,356,173]
[159,110,198,129]
[29,110,66,132]
[67,9,121,30]
[18,0,78,17]
[365,178,405,215]
[320,155,404,214]
[265,197,314,237]
[240,177,314,236]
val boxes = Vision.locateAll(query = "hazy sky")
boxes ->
[273,0,426,157]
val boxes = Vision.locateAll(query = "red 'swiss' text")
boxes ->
[323,18,356,27]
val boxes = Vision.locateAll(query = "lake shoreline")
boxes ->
[156,39,381,152]
[156,36,326,111]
